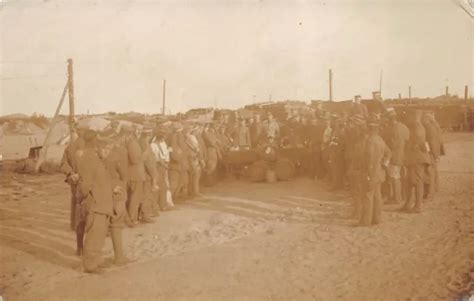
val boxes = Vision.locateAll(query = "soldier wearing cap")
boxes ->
[203,123,220,175]
[151,126,174,211]
[350,95,368,118]
[402,109,431,213]
[168,122,189,201]
[359,114,391,226]
[385,107,410,204]
[422,110,444,201]
[60,123,86,232]
[75,129,114,273]
[97,138,132,266]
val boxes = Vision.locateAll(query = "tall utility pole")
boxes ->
[465,85,469,103]
[409,86,412,101]
[379,70,383,95]
[445,85,449,96]
[67,58,76,138]
[162,79,166,115]
[329,69,333,101]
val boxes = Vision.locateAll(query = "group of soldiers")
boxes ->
[59,91,444,273]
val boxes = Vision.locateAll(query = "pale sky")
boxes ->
[0,0,473,116]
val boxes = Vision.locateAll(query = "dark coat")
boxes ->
[76,147,113,216]
[365,133,391,185]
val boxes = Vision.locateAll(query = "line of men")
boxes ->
[60,95,445,273]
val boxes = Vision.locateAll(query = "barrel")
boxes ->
[248,160,268,182]
[275,158,295,181]
[265,169,277,183]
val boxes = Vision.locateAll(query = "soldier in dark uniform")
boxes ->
[345,115,367,218]
[123,125,147,225]
[359,114,391,226]
[168,122,189,201]
[203,123,220,175]
[76,129,114,273]
[401,110,431,213]
[422,111,444,201]
[385,108,410,204]
[98,139,132,266]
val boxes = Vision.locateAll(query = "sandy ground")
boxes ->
[0,133,473,301]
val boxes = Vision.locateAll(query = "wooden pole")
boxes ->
[162,79,166,115]
[379,70,383,95]
[398,93,401,100]
[445,85,449,96]
[464,85,468,103]
[67,59,76,138]
[408,86,412,104]
[329,69,333,101]
[34,82,69,172]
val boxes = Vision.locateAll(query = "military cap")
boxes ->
[83,129,98,145]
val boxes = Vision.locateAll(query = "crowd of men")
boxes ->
[60,91,445,273]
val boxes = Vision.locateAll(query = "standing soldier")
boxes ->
[385,108,410,204]
[60,125,86,232]
[422,111,444,201]
[359,114,391,227]
[151,126,174,211]
[250,114,263,148]
[139,127,158,222]
[123,125,146,226]
[402,110,431,213]
[345,115,367,218]
[203,123,220,175]
[184,125,204,197]
[76,129,114,273]
[168,122,189,201]
[98,139,132,266]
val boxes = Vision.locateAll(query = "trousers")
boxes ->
[83,212,109,272]
[359,182,382,226]
[127,181,144,222]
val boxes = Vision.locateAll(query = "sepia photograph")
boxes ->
[0,0,473,300]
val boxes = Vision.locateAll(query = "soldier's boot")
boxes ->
[412,183,424,213]
[111,228,132,266]
[387,178,402,204]
[76,230,84,256]
[400,188,412,212]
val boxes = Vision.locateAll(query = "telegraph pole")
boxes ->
[67,58,76,138]
[329,69,333,101]
[465,85,469,103]
[162,79,166,115]
[379,70,383,95]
